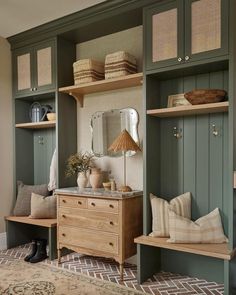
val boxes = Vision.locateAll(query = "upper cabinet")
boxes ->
[145,0,228,71]
[13,39,56,98]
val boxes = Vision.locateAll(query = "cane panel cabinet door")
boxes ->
[13,39,56,98]
[145,0,228,71]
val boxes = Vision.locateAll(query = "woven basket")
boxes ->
[184,89,226,105]
[105,51,137,79]
[73,59,104,84]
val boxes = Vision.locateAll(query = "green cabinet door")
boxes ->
[145,0,184,71]
[145,0,229,72]
[13,39,56,98]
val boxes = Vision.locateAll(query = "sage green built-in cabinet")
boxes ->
[145,0,228,71]
[13,39,56,98]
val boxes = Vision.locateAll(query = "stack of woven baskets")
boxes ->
[105,51,137,79]
[73,59,104,85]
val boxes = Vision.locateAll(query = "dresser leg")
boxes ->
[57,249,61,264]
[120,263,124,281]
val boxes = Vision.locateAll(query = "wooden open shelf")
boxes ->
[135,235,235,261]
[15,121,56,129]
[5,216,57,228]
[59,72,143,107]
[147,102,229,118]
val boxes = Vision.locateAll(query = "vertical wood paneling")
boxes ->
[223,113,229,235]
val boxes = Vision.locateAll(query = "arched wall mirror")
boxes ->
[91,108,139,157]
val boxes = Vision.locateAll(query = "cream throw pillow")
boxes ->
[30,193,57,219]
[150,192,191,237]
[168,208,228,243]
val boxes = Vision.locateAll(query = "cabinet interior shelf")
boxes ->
[59,72,143,107]
[15,121,56,129]
[147,102,229,118]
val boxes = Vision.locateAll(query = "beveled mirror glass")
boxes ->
[91,108,139,157]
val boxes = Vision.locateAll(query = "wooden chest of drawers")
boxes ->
[56,190,142,280]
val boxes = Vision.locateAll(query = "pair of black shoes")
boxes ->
[24,239,48,263]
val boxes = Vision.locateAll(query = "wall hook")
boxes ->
[173,127,182,139]
[38,136,44,145]
[212,124,219,137]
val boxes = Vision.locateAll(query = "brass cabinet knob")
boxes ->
[109,242,113,246]
[109,204,114,208]
[62,214,66,218]
[78,201,82,205]
[91,202,96,206]
[62,199,66,203]
[110,221,114,225]
[62,233,66,237]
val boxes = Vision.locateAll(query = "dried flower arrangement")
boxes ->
[65,151,94,177]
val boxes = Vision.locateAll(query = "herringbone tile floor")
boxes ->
[0,244,224,294]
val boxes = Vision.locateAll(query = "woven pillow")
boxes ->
[13,181,50,216]
[30,193,57,219]
[168,208,228,243]
[149,192,191,237]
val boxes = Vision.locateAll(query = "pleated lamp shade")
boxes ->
[108,129,141,192]
[108,129,141,152]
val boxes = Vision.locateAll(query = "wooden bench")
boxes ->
[134,235,236,283]
[5,216,57,260]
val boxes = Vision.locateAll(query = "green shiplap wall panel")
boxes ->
[34,129,55,185]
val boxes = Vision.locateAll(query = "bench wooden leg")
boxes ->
[137,243,161,284]
[48,227,57,260]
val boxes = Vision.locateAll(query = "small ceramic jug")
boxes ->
[89,168,103,189]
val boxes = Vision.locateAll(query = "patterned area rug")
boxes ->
[0,261,144,295]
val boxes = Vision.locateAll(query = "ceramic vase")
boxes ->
[89,168,103,189]
[77,171,88,189]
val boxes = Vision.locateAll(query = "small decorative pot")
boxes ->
[89,168,103,189]
[77,171,88,189]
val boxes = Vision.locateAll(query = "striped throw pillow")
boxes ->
[149,192,191,237]
[168,208,228,243]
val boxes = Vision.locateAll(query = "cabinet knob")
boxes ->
[91,202,96,206]
[177,57,182,62]
[109,242,113,246]
[62,233,66,237]
[110,221,114,225]
[109,204,114,208]
[78,201,82,205]
[185,56,190,61]
[62,214,66,218]
[62,199,66,203]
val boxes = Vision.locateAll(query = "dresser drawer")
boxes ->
[58,195,87,209]
[59,226,118,254]
[88,198,119,213]
[58,208,119,233]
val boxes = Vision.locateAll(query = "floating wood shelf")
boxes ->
[134,235,235,261]
[5,216,57,228]
[15,121,56,129]
[147,102,229,118]
[59,72,143,107]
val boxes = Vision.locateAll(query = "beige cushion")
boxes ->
[168,208,228,243]
[30,193,57,219]
[150,192,191,237]
[13,181,50,216]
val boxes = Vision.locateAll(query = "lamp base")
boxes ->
[118,185,132,192]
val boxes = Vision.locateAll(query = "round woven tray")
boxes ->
[184,89,226,105]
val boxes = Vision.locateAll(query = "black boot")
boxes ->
[24,240,37,262]
[29,239,48,263]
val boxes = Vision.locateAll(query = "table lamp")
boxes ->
[108,129,141,192]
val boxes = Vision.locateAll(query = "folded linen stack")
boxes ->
[105,51,137,79]
[73,59,104,84]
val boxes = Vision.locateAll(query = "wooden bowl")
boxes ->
[184,89,226,105]
[47,113,56,121]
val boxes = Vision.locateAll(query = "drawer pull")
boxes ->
[62,233,66,237]
[110,221,114,225]
[62,199,66,203]
[109,204,114,208]
[62,214,66,218]
[109,242,114,246]
[78,201,82,205]
[91,202,96,206]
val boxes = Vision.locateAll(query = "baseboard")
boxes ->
[0,232,7,250]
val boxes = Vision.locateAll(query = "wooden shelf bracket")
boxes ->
[69,92,84,107]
